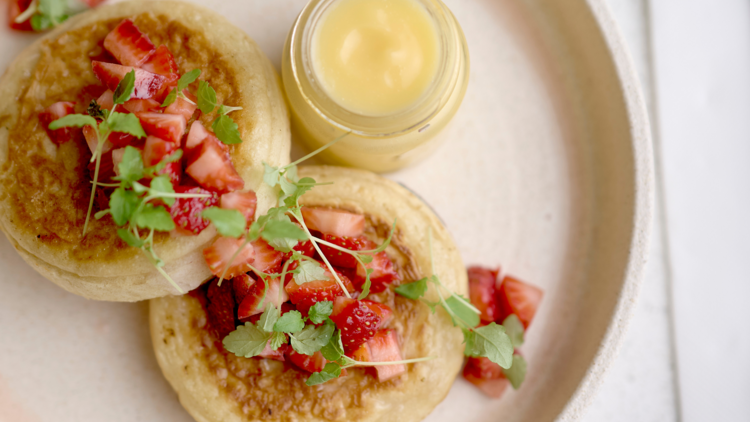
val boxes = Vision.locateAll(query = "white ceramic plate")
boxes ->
[0,0,652,421]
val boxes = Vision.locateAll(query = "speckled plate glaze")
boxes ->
[0,0,651,421]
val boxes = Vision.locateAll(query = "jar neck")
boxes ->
[289,0,464,137]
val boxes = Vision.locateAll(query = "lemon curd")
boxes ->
[311,0,441,116]
[283,0,469,173]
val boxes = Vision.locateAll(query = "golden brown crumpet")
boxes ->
[150,165,467,422]
[0,1,290,301]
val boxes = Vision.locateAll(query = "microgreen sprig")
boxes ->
[196,80,243,145]
[161,69,201,108]
[15,0,69,31]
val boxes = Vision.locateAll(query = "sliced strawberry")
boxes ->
[141,45,180,83]
[496,276,543,329]
[91,61,168,100]
[206,278,236,341]
[237,276,288,321]
[103,19,155,67]
[111,147,127,176]
[136,112,186,145]
[83,125,114,156]
[96,90,115,111]
[185,120,209,151]
[251,238,283,273]
[462,356,510,399]
[355,251,401,294]
[8,0,33,31]
[232,273,255,305]
[185,134,244,193]
[285,261,355,315]
[39,102,80,145]
[123,98,161,114]
[301,207,365,238]
[317,233,375,268]
[259,338,286,361]
[142,135,181,184]
[468,266,501,324]
[362,299,393,326]
[287,350,327,373]
[363,330,406,382]
[169,186,219,235]
[330,297,382,353]
[164,89,198,122]
[281,239,316,262]
[203,237,255,279]
[220,190,257,223]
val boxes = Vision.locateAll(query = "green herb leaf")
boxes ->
[308,301,333,324]
[113,70,136,105]
[464,322,514,369]
[306,363,342,386]
[502,314,525,348]
[117,228,144,247]
[223,322,272,358]
[160,89,178,108]
[202,207,246,238]
[197,80,217,114]
[274,310,305,334]
[503,354,527,389]
[134,203,176,231]
[357,268,374,300]
[109,187,140,226]
[116,146,144,183]
[263,163,281,187]
[212,114,243,145]
[282,178,315,208]
[48,114,97,130]
[395,277,428,300]
[149,175,176,206]
[258,304,280,333]
[218,104,243,115]
[31,14,52,31]
[445,294,481,328]
[108,112,147,138]
[162,69,201,107]
[279,176,297,196]
[261,220,307,243]
[293,260,328,285]
[290,321,335,355]
[269,331,287,350]
[320,329,344,362]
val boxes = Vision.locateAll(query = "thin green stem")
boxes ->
[341,356,436,369]
[15,0,37,23]
[284,132,351,169]
[82,127,107,236]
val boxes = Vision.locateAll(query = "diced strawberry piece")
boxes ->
[362,299,393,326]
[103,19,155,66]
[251,238,283,273]
[83,125,114,155]
[39,102,80,145]
[355,251,401,294]
[185,120,209,151]
[80,0,107,6]
[285,261,355,315]
[330,298,382,353]
[203,237,255,279]
[468,266,501,324]
[237,276,288,321]
[88,150,116,183]
[220,190,257,223]
[185,134,244,193]
[287,350,327,373]
[123,98,161,114]
[206,278,236,341]
[164,89,198,121]
[232,273,255,305]
[364,330,406,382]
[111,147,126,176]
[8,0,33,31]
[142,135,181,184]
[91,61,168,100]
[301,207,365,238]
[317,233,376,268]
[97,90,115,111]
[462,357,510,399]
[136,112,186,145]
[141,45,180,83]
[496,276,543,329]
[281,239,316,262]
[259,338,286,361]
[169,186,219,235]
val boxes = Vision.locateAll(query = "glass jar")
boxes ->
[282,0,470,173]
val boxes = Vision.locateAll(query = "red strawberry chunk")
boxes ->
[103,19,156,67]
[185,134,244,193]
[284,262,356,315]
[137,112,186,145]
[259,338,286,361]
[251,239,283,273]
[301,207,365,238]
[287,350,327,373]
[232,273,255,305]
[206,278,236,341]
[361,299,394,326]
[80,0,106,6]
[462,357,510,399]
[39,102,79,145]
[88,150,116,183]
[141,45,180,83]
[203,237,255,279]
[496,276,543,329]
[8,0,33,31]
[468,266,501,323]
[123,98,161,114]
[237,276,288,321]
[330,298,382,353]
[364,330,405,382]
[111,148,127,176]
[355,251,401,294]
[143,135,181,184]
[185,120,210,151]
[169,186,219,235]
[96,90,115,111]
[317,233,376,268]
[282,239,316,262]
[92,61,168,100]
[83,125,114,156]
[220,190,257,223]
[164,89,198,121]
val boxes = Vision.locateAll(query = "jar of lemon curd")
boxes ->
[282,0,470,173]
